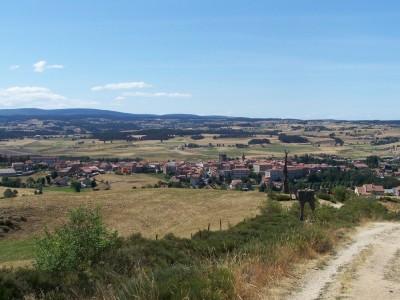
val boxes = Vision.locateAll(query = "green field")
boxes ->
[0,238,36,264]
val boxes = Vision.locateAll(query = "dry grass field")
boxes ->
[0,189,266,240]
[0,188,269,266]
[94,173,164,189]
[0,187,35,197]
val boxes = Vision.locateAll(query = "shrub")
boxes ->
[332,186,352,202]
[3,188,14,198]
[316,191,331,201]
[260,200,284,215]
[35,206,118,273]
[275,194,290,201]
[270,193,291,201]
[70,180,81,192]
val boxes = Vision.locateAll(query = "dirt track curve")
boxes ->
[286,222,400,300]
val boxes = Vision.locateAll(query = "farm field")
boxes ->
[1,121,400,160]
[94,173,165,189]
[0,189,268,266]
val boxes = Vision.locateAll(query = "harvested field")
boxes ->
[0,189,266,240]
[94,173,164,189]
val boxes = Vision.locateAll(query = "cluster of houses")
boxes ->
[354,184,400,197]
[0,154,339,189]
[0,154,399,193]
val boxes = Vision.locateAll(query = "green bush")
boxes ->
[338,197,388,222]
[35,206,118,273]
[70,180,81,192]
[332,186,352,202]
[275,194,291,201]
[316,191,331,201]
[260,200,284,214]
[268,192,291,201]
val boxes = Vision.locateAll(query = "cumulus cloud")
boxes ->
[33,60,64,73]
[33,61,47,72]
[121,92,192,98]
[0,86,96,109]
[9,65,20,71]
[91,81,151,91]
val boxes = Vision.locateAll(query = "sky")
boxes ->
[1,0,400,120]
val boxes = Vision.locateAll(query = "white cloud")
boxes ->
[47,64,64,69]
[33,60,47,73]
[9,65,20,71]
[33,60,64,73]
[0,86,96,109]
[122,92,192,98]
[115,96,125,101]
[91,81,151,91]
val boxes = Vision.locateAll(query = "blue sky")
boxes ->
[1,1,399,119]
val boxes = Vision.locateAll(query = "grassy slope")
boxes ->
[0,189,266,265]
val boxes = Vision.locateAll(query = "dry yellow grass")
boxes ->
[0,189,266,240]
[0,187,35,197]
[381,201,400,212]
[94,173,162,189]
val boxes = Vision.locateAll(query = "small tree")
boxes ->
[90,179,97,189]
[71,180,81,192]
[3,188,14,198]
[332,186,352,202]
[37,185,43,194]
[35,206,117,272]
[51,170,58,179]
[26,177,36,188]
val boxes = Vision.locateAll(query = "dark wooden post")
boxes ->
[297,189,315,221]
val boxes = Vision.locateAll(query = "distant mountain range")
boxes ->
[0,108,281,121]
[1,108,398,123]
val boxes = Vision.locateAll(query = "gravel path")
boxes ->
[286,222,400,300]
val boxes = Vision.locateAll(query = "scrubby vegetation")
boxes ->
[1,195,399,299]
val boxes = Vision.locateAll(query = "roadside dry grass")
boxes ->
[381,201,400,212]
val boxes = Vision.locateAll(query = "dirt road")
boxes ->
[287,222,400,300]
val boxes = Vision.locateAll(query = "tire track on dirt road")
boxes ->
[286,222,400,300]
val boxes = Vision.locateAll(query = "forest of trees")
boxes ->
[278,134,309,143]
[296,168,399,190]
[248,138,270,145]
